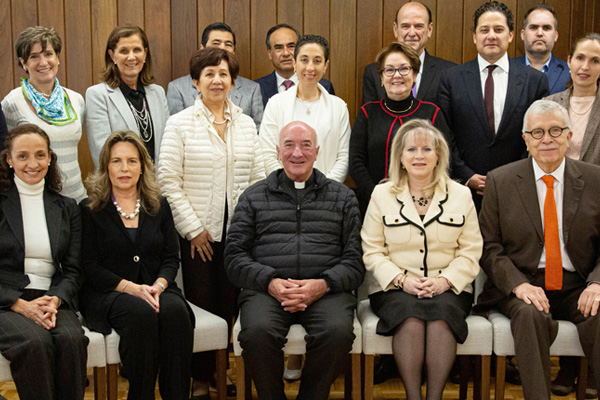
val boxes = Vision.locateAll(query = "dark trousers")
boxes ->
[0,290,88,400]
[238,290,356,400]
[108,291,193,400]
[498,270,600,400]
[180,236,236,381]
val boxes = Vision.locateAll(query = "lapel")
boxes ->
[265,71,279,99]
[394,181,447,228]
[497,59,525,137]
[144,85,163,144]
[515,158,543,241]
[562,159,584,246]
[229,78,242,105]
[417,51,434,99]
[580,89,600,158]
[463,59,489,138]
[1,186,25,250]
[104,201,144,247]
[43,190,62,262]
[422,183,448,227]
[107,85,137,131]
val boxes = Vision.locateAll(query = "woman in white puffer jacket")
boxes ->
[158,47,264,399]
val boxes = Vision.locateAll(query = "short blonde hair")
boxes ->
[388,119,450,196]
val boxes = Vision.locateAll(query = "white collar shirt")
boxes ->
[478,53,510,133]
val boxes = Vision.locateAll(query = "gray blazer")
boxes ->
[85,82,169,168]
[166,74,264,131]
[545,87,600,166]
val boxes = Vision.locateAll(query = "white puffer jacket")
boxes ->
[158,98,265,241]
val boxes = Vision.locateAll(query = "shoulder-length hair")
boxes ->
[388,119,450,197]
[101,25,154,88]
[86,130,161,214]
[0,124,61,193]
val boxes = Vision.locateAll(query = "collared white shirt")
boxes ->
[276,71,299,93]
[532,157,576,272]
[414,50,426,95]
[478,53,509,133]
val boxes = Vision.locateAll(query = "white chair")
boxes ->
[104,301,229,400]
[0,325,107,400]
[232,312,363,400]
[489,310,588,400]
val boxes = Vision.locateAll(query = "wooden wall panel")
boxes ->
[225,0,251,77]
[11,0,37,87]
[436,0,464,64]
[278,0,303,34]
[304,0,331,80]
[383,0,407,46]
[356,0,383,108]
[171,0,197,80]
[420,0,437,54]
[548,0,571,60]
[0,0,14,95]
[64,0,93,96]
[90,0,118,84]
[514,0,539,56]
[250,0,277,80]
[117,0,145,27]
[145,0,171,88]
[198,0,224,37]
[38,0,66,86]
[570,0,588,46]
[330,0,357,121]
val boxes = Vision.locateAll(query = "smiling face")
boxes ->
[474,11,513,64]
[521,9,558,57]
[108,34,147,84]
[568,39,600,95]
[523,110,572,173]
[193,59,233,107]
[277,122,319,182]
[6,133,51,185]
[204,30,235,53]
[381,51,416,101]
[294,43,329,86]
[393,2,432,56]
[108,141,141,193]
[20,42,59,89]
[268,28,297,77]
[400,133,438,183]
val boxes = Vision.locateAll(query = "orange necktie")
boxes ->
[542,175,562,290]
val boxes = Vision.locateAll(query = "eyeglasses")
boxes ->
[382,66,412,77]
[524,126,569,140]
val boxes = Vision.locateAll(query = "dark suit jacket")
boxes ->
[437,58,549,207]
[255,71,335,107]
[79,197,191,334]
[0,103,7,151]
[477,157,600,308]
[0,185,81,309]
[361,51,456,105]
[513,54,570,95]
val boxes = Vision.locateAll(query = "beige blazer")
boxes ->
[545,87,600,166]
[361,178,482,295]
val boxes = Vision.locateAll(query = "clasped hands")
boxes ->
[401,276,451,298]
[268,278,328,313]
[513,282,600,317]
[11,295,60,330]
[120,281,165,313]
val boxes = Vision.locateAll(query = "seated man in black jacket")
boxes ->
[225,121,364,400]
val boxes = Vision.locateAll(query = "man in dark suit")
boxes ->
[477,99,600,399]
[361,1,455,105]
[514,4,570,95]
[255,24,335,107]
[437,1,549,210]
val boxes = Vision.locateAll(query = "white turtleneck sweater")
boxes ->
[14,176,55,290]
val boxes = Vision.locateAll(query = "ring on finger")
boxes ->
[595,298,600,302]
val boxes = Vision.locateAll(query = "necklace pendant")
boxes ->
[306,109,311,115]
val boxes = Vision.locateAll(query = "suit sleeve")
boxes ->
[349,107,377,199]
[258,100,284,175]
[249,84,265,133]
[46,198,82,308]
[85,85,112,168]
[479,172,531,296]
[166,81,186,116]
[156,200,181,286]
[362,65,378,105]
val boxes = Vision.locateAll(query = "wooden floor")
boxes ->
[0,356,581,399]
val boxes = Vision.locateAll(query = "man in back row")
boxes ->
[255,24,335,107]
[361,1,455,105]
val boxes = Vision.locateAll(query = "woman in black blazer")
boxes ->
[0,124,88,400]
[80,130,194,400]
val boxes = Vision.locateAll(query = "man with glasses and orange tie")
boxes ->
[476,100,600,399]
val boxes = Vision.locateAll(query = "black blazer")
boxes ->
[437,58,549,207]
[361,51,456,105]
[79,197,190,334]
[255,71,335,107]
[0,185,81,309]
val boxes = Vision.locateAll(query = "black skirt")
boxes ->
[369,289,473,343]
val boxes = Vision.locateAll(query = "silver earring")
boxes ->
[48,163,51,166]
[114,61,117,65]
[9,165,13,169]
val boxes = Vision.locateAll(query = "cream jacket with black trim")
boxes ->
[361,178,482,295]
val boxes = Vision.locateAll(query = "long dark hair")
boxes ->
[0,124,61,193]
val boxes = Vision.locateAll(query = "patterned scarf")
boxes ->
[21,77,77,125]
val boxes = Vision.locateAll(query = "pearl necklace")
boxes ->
[113,198,141,219]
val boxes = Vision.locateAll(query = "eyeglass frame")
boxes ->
[523,126,569,140]
[381,65,413,77]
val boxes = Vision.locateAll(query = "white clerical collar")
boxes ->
[294,181,305,189]
[532,157,566,184]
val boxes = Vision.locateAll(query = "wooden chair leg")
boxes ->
[345,355,351,400]
[363,354,375,400]
[474,355,482,400]
[93,366,107,400]
[107,364,118,400]
[458,355,470,400]
[481,355,491,400]
[351,353,361,400]
[236,355,246,400]
[216,349,227,400]
[577,357,589,400]
[244,358,252,400]
[495,355,507,400]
